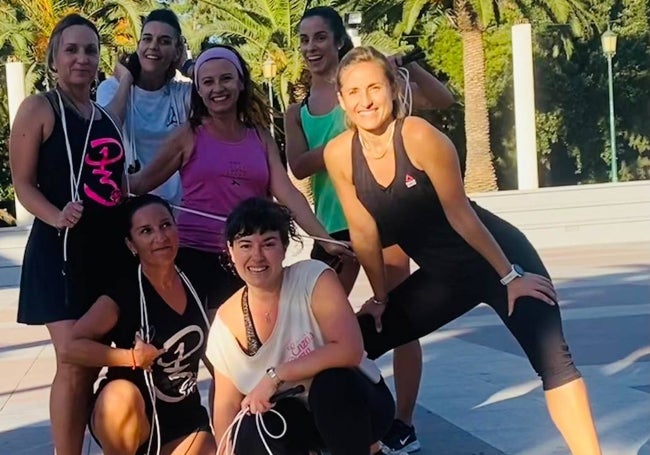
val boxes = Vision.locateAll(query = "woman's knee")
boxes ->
[309,368,365,410]
[91,380,148,439]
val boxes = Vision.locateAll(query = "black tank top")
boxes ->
[352,119,482,269]
[39,91,125,218]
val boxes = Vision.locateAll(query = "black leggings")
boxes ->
[234,368,394,455]
[360,219,581,391]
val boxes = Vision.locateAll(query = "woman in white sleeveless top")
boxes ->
[206,197,397,455]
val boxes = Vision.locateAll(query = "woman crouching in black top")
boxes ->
[64,194,216,455]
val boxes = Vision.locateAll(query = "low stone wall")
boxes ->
[471,180,650,249]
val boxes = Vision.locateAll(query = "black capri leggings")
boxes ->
[360,213,581,391]
[234,368,394,455]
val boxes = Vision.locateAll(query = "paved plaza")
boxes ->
[0,227,648,454]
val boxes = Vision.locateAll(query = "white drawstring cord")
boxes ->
[217,407,288,455]
[125,192,352,250]
[397,67,413,116]
[57,90,96,272]
[137,264,209,455]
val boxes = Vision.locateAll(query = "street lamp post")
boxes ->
[262,56,278,137]
[601,26,618,182]
[345,12,363,47]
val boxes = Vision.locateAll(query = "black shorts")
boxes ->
[176,247,244,310]
[90,377,211,453]
[310,230,350,273]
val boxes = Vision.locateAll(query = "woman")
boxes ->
[324,46,602,455]
[206,197,395,455]
[285,7,455,451]
[97,9,192,205]
[64,194,216,455]
[128,45,351,315]
[9,14,127,454]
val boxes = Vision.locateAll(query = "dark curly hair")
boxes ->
[226,197,301,248]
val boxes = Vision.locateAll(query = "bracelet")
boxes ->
[371,296,388,305]
[130,348,137,370]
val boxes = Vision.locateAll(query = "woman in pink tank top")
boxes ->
[129,45,351,315]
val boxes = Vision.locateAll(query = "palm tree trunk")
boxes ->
[460,27,498,192]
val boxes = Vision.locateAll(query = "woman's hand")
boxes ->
[240,375,277,415]
[320,240,355,263]
[56,201,84,229]
[132,333,165,370]
[113,61,134,85]
[357,297,387,333]
[507,273,557,316]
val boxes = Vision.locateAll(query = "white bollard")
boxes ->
[5,60,34,226]
[511,24,539,190]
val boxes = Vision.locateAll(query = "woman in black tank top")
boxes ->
[9,14,127,455]
[323,46,601,454]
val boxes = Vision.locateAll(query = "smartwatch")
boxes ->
[500,264,524,285]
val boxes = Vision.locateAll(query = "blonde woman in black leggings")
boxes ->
[324,46,601,455]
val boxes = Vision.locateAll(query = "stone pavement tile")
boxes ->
[0,358,36,411]
[0,422,54,455]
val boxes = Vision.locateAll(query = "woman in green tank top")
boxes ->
[284,6,455,453]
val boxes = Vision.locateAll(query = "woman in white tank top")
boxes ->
[205,197,397,455]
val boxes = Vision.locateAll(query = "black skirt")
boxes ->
[17,216,133,325]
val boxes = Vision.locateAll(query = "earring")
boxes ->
[131,250,137,257]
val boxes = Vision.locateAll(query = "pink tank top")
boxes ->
[177,126,270,253]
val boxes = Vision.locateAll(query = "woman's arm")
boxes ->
[263,130,340,246]
[406,62,455,110]
[284,102,326,179]
[213,370,244,448]
[97,65,134,126]
[275,269,364,382]
[63,295,163,368]
[323,136,388,301]
[9,95,71,228]
[128,123,193,195]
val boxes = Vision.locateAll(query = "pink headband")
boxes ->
[194,47,244,85]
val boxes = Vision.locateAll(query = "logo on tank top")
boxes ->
[285,331,316,361]
[405,174,417,188]
[165,106,179,127]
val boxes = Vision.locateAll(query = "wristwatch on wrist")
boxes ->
[265,367,284,388]
[500,264,525,285]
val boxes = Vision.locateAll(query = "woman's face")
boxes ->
[299,16,340,75]
[53,25,100,87]
[137,21,180,77]
[126,203,178,267]
[196,58,243,115]
[228,231,286,290]
[337,60,395,133]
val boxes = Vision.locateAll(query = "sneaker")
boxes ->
[374,441,408,455]
[382,419,421,453]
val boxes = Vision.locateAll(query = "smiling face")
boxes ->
[53,25,100,87]
[337,60,396,133]
[228,231,286,290]
[126,203,178,267]
[136,21,180,77]
[299,16,341,75]
[196,58,243,115]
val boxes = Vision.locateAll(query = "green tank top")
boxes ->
[299,103,348,234]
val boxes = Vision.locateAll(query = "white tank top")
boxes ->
[205,260,380,397]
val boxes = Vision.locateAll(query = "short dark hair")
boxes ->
[300,6,354,61]
[46,14,100,72]
[226,198,300,248]
[120,194,174,239]
[142,9,182,36]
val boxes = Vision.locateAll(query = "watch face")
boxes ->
[513,264,525,276]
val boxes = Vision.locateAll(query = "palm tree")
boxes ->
[0,0,153,90]
[188,0,330,110]
[350,0,595,192]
